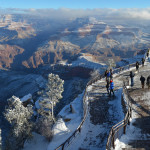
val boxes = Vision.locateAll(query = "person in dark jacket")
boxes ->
[105,70,108,77]
[141,58,145,67]
[110,69,113,79]
[147,51,149,57]
[106,80,109,94]
[109,80,114,96]
[136,61,139,72]
[130,71,134,87]
[140,75,145,89]
[106,71,111,82]
[147,75,150,89]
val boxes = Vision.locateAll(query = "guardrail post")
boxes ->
[79,127,81,132]
[112,129,115,149]
[62,144,64,150]
[128,111,130,125]
[123,119,126,134]
[130,107,132,118]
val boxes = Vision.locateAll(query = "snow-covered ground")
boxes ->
[59,53,107,73]
[116,52,145,67]
[47,92,84,150]
[21,93,32,102]
[23,92,84,150]
[71,55,106,71]
[114,120,142,150]
[114,55,150,149]
[23,51,148,150]
[67,88,124,150]
[59,51,145,74]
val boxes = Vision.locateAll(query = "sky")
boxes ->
[0,0,150,9]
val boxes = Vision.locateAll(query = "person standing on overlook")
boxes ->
[109,80,114,96]
[146,75,150,89]
[106,80,109,94]
[136,61,139,72]
[130,71,135,87]
[106,70,111,82]
[140,75,145,89]
[110,69,113,80]
[141,58,145,67]
[105,70,108,81]
[147,50,149,57]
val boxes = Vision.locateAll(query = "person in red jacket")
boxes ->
[109,80,114,96]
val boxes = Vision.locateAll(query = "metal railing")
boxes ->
[106,49,148,150]
[106,82,132,150]
[55,74,103,150]
[55,49,148,150]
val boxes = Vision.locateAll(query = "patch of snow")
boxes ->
[115,121,142,150]
[70,54,107,72]
[21,93,32,102]
[35,76,46,88]
[116,53,145,67]
[23,132,49,150]
[68,114,105,150]
[35,99,40,109]
[53,118,70,137]
[47,92,83,149]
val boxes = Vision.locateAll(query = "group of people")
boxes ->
[105,69,114,96]
[130,54,150,88]
[104,49,150,95]
[140,75,150,89]
[135,57,146,72]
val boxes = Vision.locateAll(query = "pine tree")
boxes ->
[4,96,33,149]
[108,58,116,69]
[90,69,100,79]
[38,73,64,121]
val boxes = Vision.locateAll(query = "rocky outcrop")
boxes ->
[0,14,36,42]
[0,15,149,70]
[22,40,81,68]
[0,44,24,68]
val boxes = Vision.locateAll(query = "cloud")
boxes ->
[1,7,150,21]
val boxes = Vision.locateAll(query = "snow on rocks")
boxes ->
[35,98,41,109]
[47,92,84,150]
[116,52,145,67]
[114,120,142,150]
[23,50,149,150]
[21,93,32,103]
[23,132,49,150]
[66,53,107,73]
[35,76,46,88]
[114,56,150,149]
[23,91,83,150]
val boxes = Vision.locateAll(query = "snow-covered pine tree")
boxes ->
[107,58,116,69]
[38,73,64,121]
[4,96,33,149]
[90,69,100,79]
